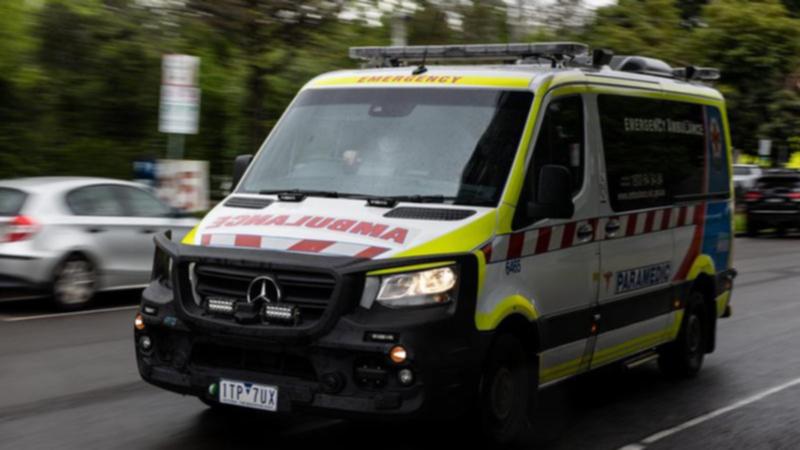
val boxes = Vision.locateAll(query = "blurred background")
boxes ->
[2,0,800,198]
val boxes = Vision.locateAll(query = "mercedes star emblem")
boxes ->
[246,276,281,304]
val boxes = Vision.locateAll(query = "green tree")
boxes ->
[583,0,686,62]
[690,0,800,152]
[183,1,347,151]
[408,0,453,45]
[460,0,509,44]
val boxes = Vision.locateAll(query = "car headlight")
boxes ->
[376,266,457,308]
[151,245,173,288]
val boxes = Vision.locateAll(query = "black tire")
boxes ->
[746,217,759,237]
[479,334,536,447]
[52,254,96,311]
[658,292,707,378]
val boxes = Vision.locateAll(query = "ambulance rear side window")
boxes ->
[599,95,709,212]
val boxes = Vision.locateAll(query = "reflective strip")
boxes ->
[200,233,389,259]
[487,202,714,264]
[310,74,533,89]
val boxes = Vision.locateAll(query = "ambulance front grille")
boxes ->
[184,263,337,324]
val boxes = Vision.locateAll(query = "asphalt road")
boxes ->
[0,236,798,449]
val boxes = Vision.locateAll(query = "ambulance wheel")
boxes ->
[479,334,535,447]
[52,254,96,311]
[659,292,706,378]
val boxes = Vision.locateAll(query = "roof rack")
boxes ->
[672,66,721,82]
[349,42,589,68]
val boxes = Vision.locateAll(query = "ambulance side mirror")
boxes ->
[232,154,253,188]
[527,165,574,219]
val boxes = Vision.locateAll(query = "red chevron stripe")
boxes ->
[644,210,656,233]
[288,239,335,253]
[234,234,261,248]
[354,246,389,259]
[508,232,525,259]
[535,227,552,254]
[561,222,577,249]
[661,208,672,230]
[626,213,638,236]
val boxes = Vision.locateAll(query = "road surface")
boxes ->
[0,236,798,449]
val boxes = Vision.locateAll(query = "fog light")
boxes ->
[139,335,152,351]
[389,345,407,364]
[398,368,414,385]
[321,372,346,394]
[134,313,145,330]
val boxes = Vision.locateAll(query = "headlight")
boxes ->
[376,266,457,308]
[151,246,173,288]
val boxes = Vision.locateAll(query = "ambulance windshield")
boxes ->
[239,88,533,206]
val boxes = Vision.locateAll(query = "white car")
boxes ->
[0,177,197,309]
[733,164,763,194]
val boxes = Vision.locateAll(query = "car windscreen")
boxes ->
[239,88,534,206]
[756,176,800,191]
[0,188,27,216]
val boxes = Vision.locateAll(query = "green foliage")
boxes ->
[408,0,453,45]
[583,0,686,62]
[689,0,800,152]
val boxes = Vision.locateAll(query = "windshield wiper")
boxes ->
[364,194,457,208]
[258,189,340,202]
[257,190,457,206]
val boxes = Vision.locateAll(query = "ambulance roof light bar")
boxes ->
[349,42,590,67]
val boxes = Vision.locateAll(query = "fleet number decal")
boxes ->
[615,262,672,294]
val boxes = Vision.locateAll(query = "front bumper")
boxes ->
[135,235,487,418]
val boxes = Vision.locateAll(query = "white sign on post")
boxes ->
[758,139,772,157]
[156,159,209,212]
[159,55,201,135]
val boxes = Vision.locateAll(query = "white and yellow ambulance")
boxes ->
[135,43,737,445]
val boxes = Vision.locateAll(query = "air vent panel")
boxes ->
[224,196,273,209]
[384,207,476,221]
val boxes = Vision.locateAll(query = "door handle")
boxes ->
[86,227,106,234]
[140,229,157,234]
[576,224,594,241]
[605,219,621,238]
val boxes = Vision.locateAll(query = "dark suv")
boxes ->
[744,171,800,236]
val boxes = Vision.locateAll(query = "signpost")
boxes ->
[159,54,201,158]
[157,55,208,211]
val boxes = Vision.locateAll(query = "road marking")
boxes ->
[0,305,138,322]
[619,376,800,449]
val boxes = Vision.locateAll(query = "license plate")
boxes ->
[766,198,785,203]
[219,379,278,412]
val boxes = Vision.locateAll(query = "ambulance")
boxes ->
[135,42,737,445]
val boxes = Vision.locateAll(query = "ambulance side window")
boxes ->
[599,95,709,211]
[513,95,584,229]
